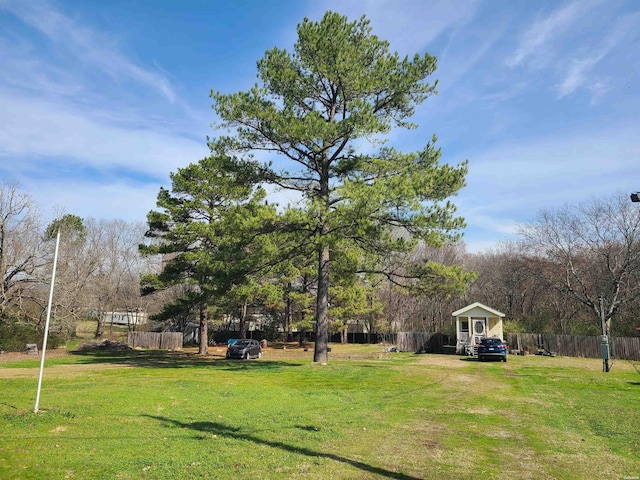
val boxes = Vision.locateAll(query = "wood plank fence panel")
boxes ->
[397,332,455,353]
[397,332,427,352]
[127,332,182,351]
[159,332,183,350]
[612,337,640,361]
[507,333,640,360]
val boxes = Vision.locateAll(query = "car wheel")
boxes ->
[257,351,262,359]
[243,351,249,360]
[503,356,507,362]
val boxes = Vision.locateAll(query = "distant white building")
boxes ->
[102,310,148,326]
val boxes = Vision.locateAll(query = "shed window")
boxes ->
[460,320,469,333]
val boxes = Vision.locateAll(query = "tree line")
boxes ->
[2,178,638,353]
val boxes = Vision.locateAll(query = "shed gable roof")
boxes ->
[452,302,505,318]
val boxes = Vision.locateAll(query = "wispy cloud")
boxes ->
[0,92,207,178]
[504,0,638,103]
[454,120,640,248]
[465,125,639,191]
[438,19,507,89]
[19,177,166,223]
[0,0,176,103]
[304,0,480,54]
[556,11,640,98]
[0,0,637,253]
[0,36,84,98]
[506,0,600,68]
[0,0,210,221]
[556,55,605,98]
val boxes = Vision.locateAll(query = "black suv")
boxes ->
[477,337,507,362]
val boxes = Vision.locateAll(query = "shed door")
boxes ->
[472,319,486,344]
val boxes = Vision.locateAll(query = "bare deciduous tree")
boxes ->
[85,219,150,338]
[519,194,640,336]
[40,216,153,338]
[0,182,45,321]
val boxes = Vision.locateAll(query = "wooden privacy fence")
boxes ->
[127,332,182,351]
[397,332,456,353]
[507,333,640,361]
[399,331,640,360]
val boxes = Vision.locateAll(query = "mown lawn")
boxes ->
[0,345,638,479]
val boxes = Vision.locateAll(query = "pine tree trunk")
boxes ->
[314,154,331,363]
[198,302,208,355]
[314,244,330,364]
[285,282,292,337]
[239,300,248,339]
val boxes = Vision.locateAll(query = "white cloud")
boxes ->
[466,126,638,190]
[452,121,640,250]
[0,37,84,98]
[1,0,636,256]
[460,209,518,236]
[0,0,176,102]
[0,0,212,226]
[304,0,480,54]
[556,11,640,99]
[438,23,506,88]
[556,55,605,98]
[0,92,207,178]
[463,238,510,254]
[506,0,600,68]
[262,184,303,210]
[504,1,639,103]
[586,81,611,104]
[20,177,165,223]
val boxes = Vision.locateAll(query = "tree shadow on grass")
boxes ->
[144,414,421,480]
[69,350,300,370]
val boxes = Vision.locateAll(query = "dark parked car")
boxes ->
[477,337,507,362]
[226,339,262,359]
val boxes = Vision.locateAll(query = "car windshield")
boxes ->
[235,340,251,346]
[482,338,502,345]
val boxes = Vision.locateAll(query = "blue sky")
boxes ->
[1,0,638,252]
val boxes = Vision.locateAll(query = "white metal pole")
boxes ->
[35,229,61,414]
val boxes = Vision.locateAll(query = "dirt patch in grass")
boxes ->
[76,340,131,352]
[414,353,470,368]
[0,348,71,363]
[0,362,132,379]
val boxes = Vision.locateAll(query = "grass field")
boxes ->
[0,344,638,479]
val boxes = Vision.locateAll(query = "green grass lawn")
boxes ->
[0,345,638,479]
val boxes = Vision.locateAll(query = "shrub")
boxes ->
[0,320,66,352]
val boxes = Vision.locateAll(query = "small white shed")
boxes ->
[452,302,505,355]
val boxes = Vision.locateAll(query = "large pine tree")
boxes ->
[210,12,469,363]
